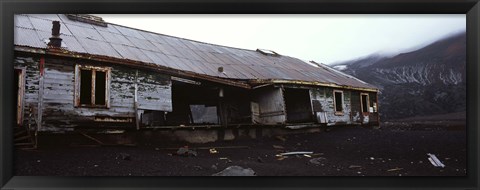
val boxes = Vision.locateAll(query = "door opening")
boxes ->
[284,88,314,123]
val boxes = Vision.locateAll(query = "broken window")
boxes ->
[75,65,110,107]
[333,90,343,114]
[361,93,369,113]
[190,105,218,125]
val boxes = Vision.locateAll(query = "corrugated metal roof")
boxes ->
[14,14,377,90]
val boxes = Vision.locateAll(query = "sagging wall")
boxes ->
[252,86,286,125]
[15,54,172,132]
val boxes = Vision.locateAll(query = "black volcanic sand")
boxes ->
[14,125,466,176]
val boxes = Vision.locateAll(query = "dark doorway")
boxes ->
[165,80,220,126]
[284,88,313,123]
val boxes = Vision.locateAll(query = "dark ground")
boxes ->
[14,123,466,176]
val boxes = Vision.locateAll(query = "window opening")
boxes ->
[361,93,369,113]
[334,90,343,113]
[95,71,106,105]
[76,65,109,107]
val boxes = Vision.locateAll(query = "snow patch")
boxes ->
[333,65,348,71]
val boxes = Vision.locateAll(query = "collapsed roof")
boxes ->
[14,14,378,91]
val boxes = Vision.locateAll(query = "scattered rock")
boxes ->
[257,157,263,163]
[387,167,403,172]
[272,145,284,149]
[212,166,256,176]
[193,166,203,170]
[309,157,327,165]
[118,153,131,160]
[275,136,286,142]
[176,147,197,157]
[349,165,362,169]
[211,165,218,170]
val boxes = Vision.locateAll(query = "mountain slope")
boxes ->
[332,33,466,120]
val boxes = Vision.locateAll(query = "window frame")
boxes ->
[14,67,26,126]
[360,92,370,114]
[333,90,344,115]
[74,65,111,108]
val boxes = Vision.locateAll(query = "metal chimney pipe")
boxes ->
[48,21,62,48]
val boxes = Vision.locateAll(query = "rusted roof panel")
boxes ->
[126,36,159,52]
[15,15,34,29]
[109,43,149,62]
[77,38,122,59]
[97,30,135,46]
[64,24,105,41]
[29,16,73,36]
[14,27,45,48]
[27,14,62,22]
[35,30,88,53]
[113,25,147,40]
[57,14,95,29]
[14,14,378,90]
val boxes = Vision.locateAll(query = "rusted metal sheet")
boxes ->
[15,15,34,29]
[116,44,155,63]
[14,14,378,92]
[29,16,73,36]
[113,24,147,40]
[97,30,134,46]
[77,38,123,59]
[14,27,46,49]
[125,36,159,52]
[65,23,105,41]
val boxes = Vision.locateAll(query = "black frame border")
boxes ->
[1,0,479,189]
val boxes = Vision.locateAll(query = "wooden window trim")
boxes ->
[333,90,344,115]
[74,65,111,108]
[15,67,26,126]
[360,92,370,114]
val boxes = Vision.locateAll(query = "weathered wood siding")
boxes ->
[310,87,352,125]
[136,70,172,111]
[39,57,171,131]
[14,56,40,128]
[253,87,286,125]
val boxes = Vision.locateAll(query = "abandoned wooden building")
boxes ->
[13,14,379,144]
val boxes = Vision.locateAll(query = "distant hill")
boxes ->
[331,32,466,120]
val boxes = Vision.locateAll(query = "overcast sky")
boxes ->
[97,14,466,65]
